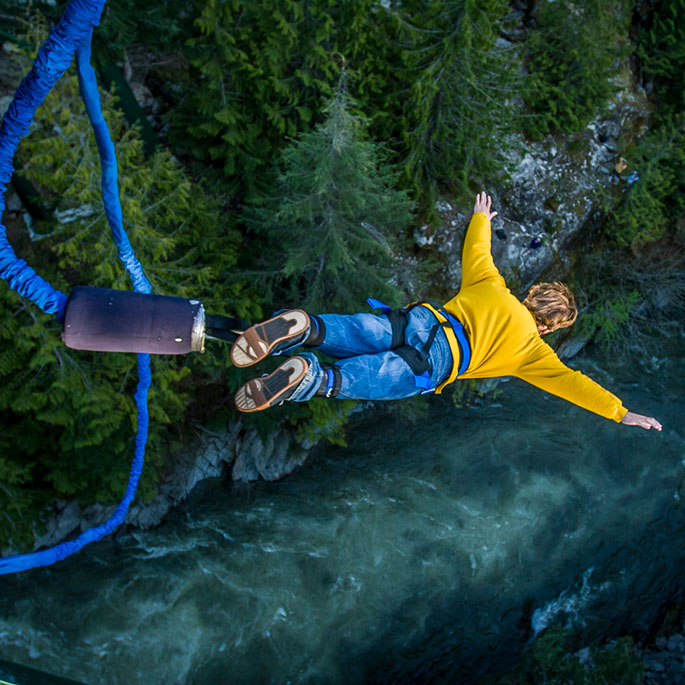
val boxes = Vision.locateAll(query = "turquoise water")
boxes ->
[0,339,683,683]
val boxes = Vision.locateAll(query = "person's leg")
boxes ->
[290,306,454,400]
[230,309,395,367]
[313,312,394,358]
[289,350,421,401]
[233,305,455,411]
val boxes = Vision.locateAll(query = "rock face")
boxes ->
[643,630,685,684]
[415,80,650,296]
[232,428,308,482]
[19,418,308,554]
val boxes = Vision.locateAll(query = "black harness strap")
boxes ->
[393,344,430,376]
[385,308,409,350]
[384,303,446,378]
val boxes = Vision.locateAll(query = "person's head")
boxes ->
[523,282,577,335]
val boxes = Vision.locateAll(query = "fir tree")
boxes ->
[604,115,685,247]
[522,0,630,138]
[181,0,341,193]
[394,0,519,208]
[638,0,685,118]
[246,71,414,314]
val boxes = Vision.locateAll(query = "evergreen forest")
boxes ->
[0,0,682,551]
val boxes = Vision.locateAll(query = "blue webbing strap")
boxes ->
[0,0,153,575]
[439,310,471,377]
[366,298,392,315]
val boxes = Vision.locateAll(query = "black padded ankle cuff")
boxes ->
[304,314,326,347]
[315,363,342,398]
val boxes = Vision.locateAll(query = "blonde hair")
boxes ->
[523,282,578,332]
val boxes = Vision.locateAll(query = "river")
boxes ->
[0,334,683,683]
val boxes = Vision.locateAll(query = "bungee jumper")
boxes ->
[230,192,662,433]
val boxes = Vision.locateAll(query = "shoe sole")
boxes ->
[230,310,309,368]
[234,356,309,413]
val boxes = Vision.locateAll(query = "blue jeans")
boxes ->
[285,306,454,402]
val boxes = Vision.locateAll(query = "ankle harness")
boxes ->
[315,363,342,398]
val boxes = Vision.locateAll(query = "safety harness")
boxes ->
[367,298,471,394]
[308,302,470,399]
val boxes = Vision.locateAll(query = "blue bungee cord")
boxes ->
[0,0,152,575]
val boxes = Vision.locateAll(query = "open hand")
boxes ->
[621,411,663,431]
[473,191,498,221]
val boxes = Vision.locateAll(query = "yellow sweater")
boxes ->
[428,212,627,422]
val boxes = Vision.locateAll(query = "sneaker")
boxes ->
[234,356,309,413]
[230,309,310,368]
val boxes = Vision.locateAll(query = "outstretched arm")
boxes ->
[461,192,504,288]
[621,411,663,431]
[518,338,663,429]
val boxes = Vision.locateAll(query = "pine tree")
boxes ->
[523,0,630,138]
[638,0,684,118]
[246,71,414,314]
[393,0,519,208]
[604,115,685,246]
[181,0,341,194]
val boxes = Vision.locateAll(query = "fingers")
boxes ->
[637,415,662,431]
[474,191,493,212]
[473,191,498,220]
[622,411,663,431]
[646,417,663,431]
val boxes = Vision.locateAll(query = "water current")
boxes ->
[0,335,683,683]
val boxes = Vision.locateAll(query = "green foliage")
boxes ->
[395,0,520,206]
[0,43,251,548]
[603,115,685,247]
[180,0,343,193]
[97,0,204,58]
[638,0,685,117]
[494,626,644,684]
[245,73,414,313]
[576,290,643,349]
[571,235,685,359]
[523,0,629,138]
[290,397,357,448]
[176,0,520,210]
[448,377,481,408]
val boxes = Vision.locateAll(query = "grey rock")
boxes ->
[668,635,685,652]
[161,437,227,500]
[0,95,12,118]
[232,429,263,482]
[423,83,651,297]
[556,336,590,360]
[257,433,308,481]
[5,188,22,213]
[231,428,308,482]
[576,646,593,666]
[80,502,117,531]
[32,500,81,551]
[126,494,171,529]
